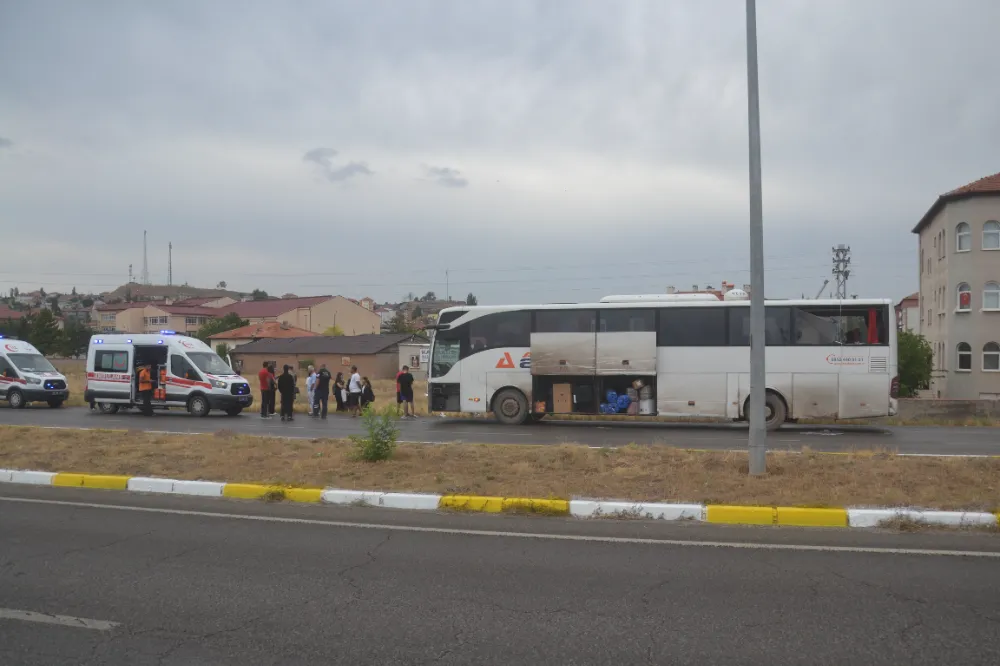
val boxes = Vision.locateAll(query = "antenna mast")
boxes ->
[832,245,851,299]
[141,231,150,285]
[168,242,173,286]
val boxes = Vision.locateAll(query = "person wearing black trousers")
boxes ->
[277,364,296,422]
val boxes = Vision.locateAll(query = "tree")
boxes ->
[412,305,423,317]
[387,313,416,334]
[323,325,345,336]
[71,286,77,297]
[215,343,231,358]
[465,293,478,306]
[217,281,228,289]
[898,330,933,397]
[421,291,436,302]
[251,289,269,301]
[29,309,63,355]
[81,297,94,307]
[58,320,92,358]
[47,296,62,315]
[195,312,249,343]
[404,292,416,302]
[39,288,46,299]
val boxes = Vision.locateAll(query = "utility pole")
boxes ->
[745,0,767,476]
[168,242,173,286]
[141,230,150,286]
[445,268,450,301]
[832,245,851,299]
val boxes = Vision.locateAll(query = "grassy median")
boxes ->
[1,425,998,511]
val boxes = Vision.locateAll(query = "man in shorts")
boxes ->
[396,365,415,418]
[348,365,363,416]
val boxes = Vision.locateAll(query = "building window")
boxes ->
[984,342,1000,371]
[984,282,1000,310]
[957,283,971,311]
[927,309,932,326]
[920,249,924,274]
[984,221,1000,250]
[957,342,972,371]
[956,222,971,252]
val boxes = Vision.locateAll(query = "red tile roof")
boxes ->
[219,296,334,319]
[913,170,1000,233]
[0,306,27,320]
[208,321,320,341]
[944,171,1000,196]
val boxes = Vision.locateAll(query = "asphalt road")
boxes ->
[1,485,999,665]
[2,404,999,455]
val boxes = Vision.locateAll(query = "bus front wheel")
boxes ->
[492,388,529,426]
[744,392,787,431]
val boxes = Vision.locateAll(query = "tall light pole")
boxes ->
[745,0,767,475]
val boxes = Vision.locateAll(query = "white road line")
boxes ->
[2,496,999,559]
[0,608,120,631]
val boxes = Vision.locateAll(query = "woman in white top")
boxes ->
[348,365,363,416]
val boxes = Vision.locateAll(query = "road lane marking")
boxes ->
[0,608,119,631]
[1,496,999,559]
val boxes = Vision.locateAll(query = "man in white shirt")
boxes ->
[348,365,363,416]
[305,365,317,417]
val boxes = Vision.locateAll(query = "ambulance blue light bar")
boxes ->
[159,330,177,335]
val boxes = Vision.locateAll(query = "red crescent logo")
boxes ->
[4,343,16,352]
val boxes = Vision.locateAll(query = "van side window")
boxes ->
[170,355,200,381]
[0,358,16,378]
[95,350,129,372]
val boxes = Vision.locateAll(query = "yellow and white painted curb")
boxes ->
[1,468,997,529]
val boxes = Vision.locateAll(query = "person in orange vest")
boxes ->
[137,364,154,416]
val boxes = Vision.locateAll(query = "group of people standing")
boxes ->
[256,361,416,422]
[256,361,301,421]
[304,363,373,418]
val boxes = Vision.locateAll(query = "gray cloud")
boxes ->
[424,165,468,188]
[0,137,12,149]
[1,1,998,303]
[303,147,373,182]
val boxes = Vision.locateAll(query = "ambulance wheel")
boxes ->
[225,407,242,417]
[188,395,210,417]
[7,390,25,409]
[98,403,120,415]
[47,400,64,408]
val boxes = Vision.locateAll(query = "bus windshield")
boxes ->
[8,353,57,373]
[431,331,461,378]
[187,352,234,375]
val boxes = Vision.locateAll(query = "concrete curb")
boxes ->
[1,468,997,529]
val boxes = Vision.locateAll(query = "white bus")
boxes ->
[427,296,898,429]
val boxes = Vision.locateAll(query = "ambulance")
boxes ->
[0,336,70,408]
[84,332,254,416]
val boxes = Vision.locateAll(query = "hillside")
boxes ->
[101,283,246,302]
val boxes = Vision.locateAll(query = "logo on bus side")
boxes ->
[496,352,531,369]
[826,354,865,366]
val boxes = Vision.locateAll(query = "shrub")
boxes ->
[350,404,400,462]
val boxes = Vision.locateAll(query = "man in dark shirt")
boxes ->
[314,364,332,419]
[276,364,296,422]
[397,365,415,418]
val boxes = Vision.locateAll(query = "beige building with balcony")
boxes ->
[913,171,1000,399]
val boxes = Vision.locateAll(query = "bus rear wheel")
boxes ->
[98,403,120,415]
[493,388,529,426]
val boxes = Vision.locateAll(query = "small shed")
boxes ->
[397,342,431,380]
[229,333,428,380]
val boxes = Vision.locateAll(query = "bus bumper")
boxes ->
[207,393,254,410]
[888,398,898,417]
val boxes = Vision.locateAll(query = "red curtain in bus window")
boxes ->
[867,308,878,344]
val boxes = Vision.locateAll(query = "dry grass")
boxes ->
[2,426,999,510]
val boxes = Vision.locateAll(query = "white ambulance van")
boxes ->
[0,336,70,408]
[84,332,254,416]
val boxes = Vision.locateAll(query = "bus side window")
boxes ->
[171,355,200,380]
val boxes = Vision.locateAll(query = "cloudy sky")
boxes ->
[2,0,999,304]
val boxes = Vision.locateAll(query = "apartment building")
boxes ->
[913,171,1000,399]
